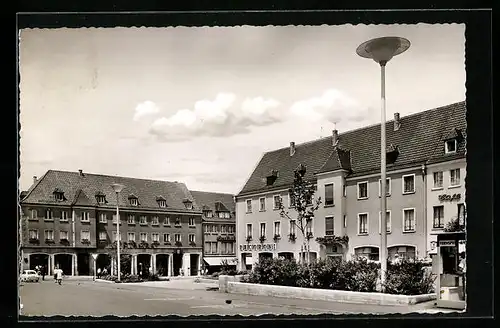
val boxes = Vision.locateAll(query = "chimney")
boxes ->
[332,129,339,146]
[33,176,37,184]
[290,142,296,156]
[78,169,84,176]
[394,112,401,131]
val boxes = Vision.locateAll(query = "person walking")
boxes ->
[55,267,63,285]
[458,252,466,301]
[97,267,101,279]
[41,265,46,281]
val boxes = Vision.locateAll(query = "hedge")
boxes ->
[243,257,435,295]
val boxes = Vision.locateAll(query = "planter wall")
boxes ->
[218,274,249,293]
[224,281,435,306]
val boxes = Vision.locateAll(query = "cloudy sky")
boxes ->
[19,24,465,194]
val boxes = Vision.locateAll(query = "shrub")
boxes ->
[147,274,160,281]
[384,259,436,295]
[122,274,142,283]
[246,257,300,286]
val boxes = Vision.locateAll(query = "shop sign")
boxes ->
[239,243,277,252]
[438,193,461,202]
[439,240,456,247]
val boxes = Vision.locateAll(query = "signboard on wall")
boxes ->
[438,193,461,202]
[239,243,277,252]
[439,240,456,247]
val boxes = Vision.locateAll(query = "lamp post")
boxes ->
[356,37,410,290]
[111,183,125,282]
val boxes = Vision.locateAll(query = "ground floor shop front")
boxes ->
[21,247,203,277]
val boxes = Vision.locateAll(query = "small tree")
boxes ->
[278,164,322,265]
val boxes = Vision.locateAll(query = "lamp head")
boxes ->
[111,183,125,193]
[356,36,410,65]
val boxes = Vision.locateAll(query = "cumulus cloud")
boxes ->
[148,93,282,141]
[133,100,160,121]
[290,89,369,124]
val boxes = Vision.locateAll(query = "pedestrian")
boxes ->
[41,265,46,281]
[97,267,101,279]
[458,252,466,300]
[55,267,63,285]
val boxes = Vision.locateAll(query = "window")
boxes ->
[228,242,234,254]
[60,211,68,221]
[59,231,68,240]
[355,247,379,261]
[343,215,347,228]
[402,174,415,194]
[357,182,368,199]
[403,209,416,232]
[289,220,296,235]
[163,233,171,243]
[325,216,334,235]
[259,197,266,211]
[306,220,313,236]
[112,214,121,225]
[174,234,181,242]
[325,183,334,206]
[45,209,53,220]
[29,229,39,239]
[433,206,444,228]
[112,231,122,242]
[127,215,135,224]
[433,171,443,189]
[204,225,209,233]
[175,218,181,226]
[140,232,148,242]
[204,242,211,253]
[81,230,90,241]
[378,178,391,196]
[189,217,195,226]
[31,209,38,220]
[152,216,159,225]
[164,216,170,226]
[260,223,266,238]
[96,195,106,204]
[189,234,195,243]
[130,198,138,206]
[185,201,193,210]
[44,230,54,240]
[246,199,252,213]
[54,192,64,201]
[158,200,167,208]
[99,213,107,223]
[152,233,160,242]
[99,231,107,240]
[81,211,90,222]
[273,195,281,209]
[458,203,466,226]
[211,242,218,253]
[274,221,281,237]
[343,184,346,197]
[228,225,235,233]
[445,139,457,154]
[221,225,227,233]
[246,223,253,238]
[140,216,147,225]
[217,212,230,218]
[128,232,135,241]
[204,211,213,218]
[358,213,368,235]
[378,211,392,233]
[450,168,461,186]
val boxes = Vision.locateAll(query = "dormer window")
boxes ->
[445,139,457,154]
[386,144,400,165]
[95,192,106,204]
[204,210,213,218]
[156,196,167,208]
[53,188,65,202]
[183,199,193,210]
[266,170,279,186]
[128,194,139,206]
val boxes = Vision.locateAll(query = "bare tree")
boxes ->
[278,164,322,265]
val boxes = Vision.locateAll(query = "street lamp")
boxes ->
[111,183,125,282]
[356,37,410,290]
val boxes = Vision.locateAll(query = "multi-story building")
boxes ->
[235,101,466,270]
[190,191,236,274]
[20,169,203,277]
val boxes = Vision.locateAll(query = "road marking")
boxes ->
[144,297,195,301]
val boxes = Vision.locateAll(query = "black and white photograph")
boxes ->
[18,21,469,317]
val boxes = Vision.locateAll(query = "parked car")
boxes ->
[21,270,40,282]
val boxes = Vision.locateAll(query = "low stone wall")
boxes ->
[218,275,248,293]
[225,281,436,306]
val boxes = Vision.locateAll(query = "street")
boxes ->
[19,278,447,317]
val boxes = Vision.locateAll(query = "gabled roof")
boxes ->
[189,190,235,222]
[238,101,466,196]
[21,170,200,213]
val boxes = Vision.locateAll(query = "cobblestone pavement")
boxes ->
[19,279,458,318]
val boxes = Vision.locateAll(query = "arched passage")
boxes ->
[156,254,169,276]
[120,254,132,275]
[29,253,49,271]
[54,254,72,275]
[96,254,111,273]
[278,252,295,260]
[137,254,151,277]
[258,252,273,263]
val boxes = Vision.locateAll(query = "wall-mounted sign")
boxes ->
[439,240,456,247]
[438,193,461,202]
[239,243,277,252]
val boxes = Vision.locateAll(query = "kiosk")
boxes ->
[433,231,466,310]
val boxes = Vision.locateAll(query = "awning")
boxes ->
[203,257,234,266]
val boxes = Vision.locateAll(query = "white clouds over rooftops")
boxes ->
[133,100,161,121]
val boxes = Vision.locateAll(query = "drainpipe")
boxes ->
[421,163,427,259]
[72,207,76,247]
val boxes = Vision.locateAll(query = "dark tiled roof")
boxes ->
[21,170,200,213]
[238,101,466,196]
[189,190,236,222]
